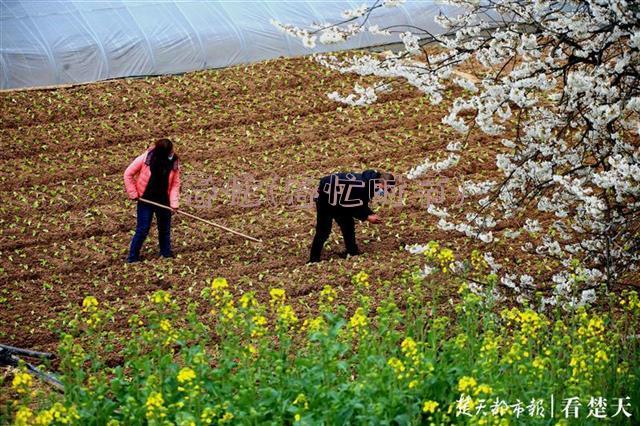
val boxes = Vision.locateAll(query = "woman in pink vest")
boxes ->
[124,138,181,263]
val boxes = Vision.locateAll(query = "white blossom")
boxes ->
[279,0,640,309]
[453,76,478,93]
[419,265,436,277]
[327,83,389,106]
[368,25,391,36]
[407,153,460,179]
[501,274,519,292]
[302,35,316,49]
[405,243,429,254]
[446,141,463,151]
[483,252,502,271]
[399,32,421,53]
[523,219,542,234]
[383,0,405,7]
[341,4,368,19]
[577,289,597,307]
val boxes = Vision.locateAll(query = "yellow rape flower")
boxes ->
[177,367,196,384]
[569,356,578,367]
[82,296,98,309]
[85,313,101,327]
[352,271,369,288]
[14,407,33,426]
[209,278,231,306]
[423,400,439,414]
[401,337,418,357]
[211,277,228,291]
[246,344,258,356]
[12,371,33,394]
[157,319,178,346]
[159,319,172,332]
[221,299,237,322]
[278,305,298,326]
[588,316,604,334]
[518,309,545,334]
[303,316,326,334]
[532,357,545,370]
[595,349,609,363]
[500,307,519,322]
[320,285,337,304]
[480,332,500,353]
[239,292,258,309]
[349,307,368,334]
[623,290,639,312]
[423,241,440,259]
[438,248,455,272]
[201,407,217,424]
[146,392,167,419]
[473,384,493,396]
[253,315,267,326]
[270,288,286,305]
[220,412,234,423]
[293,393,309,409]
[33,403,78,425]
[128,314,144,327]
[251,315,267,338]
[146,392,164,408]
[470,249,488,271]
[519,310,540,323]
[34,409,54,425]
[82,296,100,326]
[387,357,406,378]
[151,290,171,305]
[454,333,467,349]
[458,376,477,393]
[66,406,80,423]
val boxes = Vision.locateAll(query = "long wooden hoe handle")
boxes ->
[138,198,262,243]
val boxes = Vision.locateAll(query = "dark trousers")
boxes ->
[309,201,358,262]
[127,201,172,262]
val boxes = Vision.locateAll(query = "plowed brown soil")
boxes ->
[0,53,536,358]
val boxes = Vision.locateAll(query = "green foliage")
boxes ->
[7,271,640,425]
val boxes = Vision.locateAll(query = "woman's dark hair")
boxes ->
[154,138,173,157]
[149,138,174,169]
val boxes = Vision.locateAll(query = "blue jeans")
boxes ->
[127,201,172,262]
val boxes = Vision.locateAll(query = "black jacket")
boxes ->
[142,149,178,204]
[316,170,380,221]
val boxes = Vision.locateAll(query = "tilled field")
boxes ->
[0,54,506,353]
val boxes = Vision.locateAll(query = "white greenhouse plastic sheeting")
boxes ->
[0,1,458,90]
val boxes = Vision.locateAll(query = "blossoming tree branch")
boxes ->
[273,0,640,308]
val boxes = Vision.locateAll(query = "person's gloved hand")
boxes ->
[367,214,382,224]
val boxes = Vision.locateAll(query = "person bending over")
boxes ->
[308,169,395,263]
